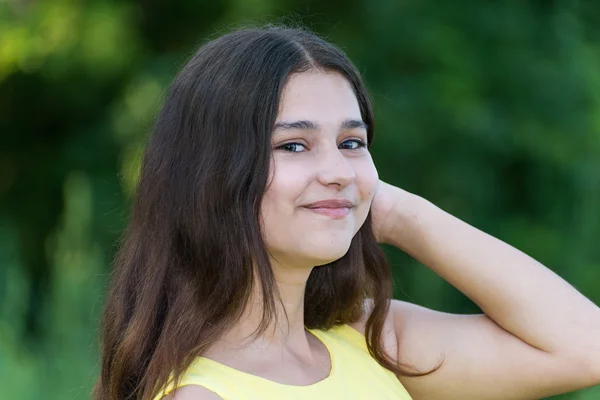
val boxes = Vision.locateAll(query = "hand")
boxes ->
[370,180,417,244]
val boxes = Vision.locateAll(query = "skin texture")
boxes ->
[182,70,379,391]
[261,70,378,267]
[171,72,600,400]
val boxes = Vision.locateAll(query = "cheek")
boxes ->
[260,162,306,235]
[350,158,378,231]
[355,158,379,202]
[259,188,281,250]
[265,163,307,205]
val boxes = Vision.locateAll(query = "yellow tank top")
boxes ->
[154,324,413,399]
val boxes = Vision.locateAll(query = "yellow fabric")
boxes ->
[154,324,413,399]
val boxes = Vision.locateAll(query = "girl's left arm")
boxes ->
[374,182,600,399]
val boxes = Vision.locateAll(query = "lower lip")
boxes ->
[303,207,351,218]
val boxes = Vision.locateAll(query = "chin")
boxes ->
[268,233,356,267]
[306,244,352,266]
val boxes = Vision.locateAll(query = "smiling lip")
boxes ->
[302,199,354,218]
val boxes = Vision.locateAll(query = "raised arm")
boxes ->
[372,181,600,399]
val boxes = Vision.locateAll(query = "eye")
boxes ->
[276,139,366,153]
[277,142,306,153]
[339,139,367,150]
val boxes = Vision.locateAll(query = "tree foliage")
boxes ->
[1,1,599,398]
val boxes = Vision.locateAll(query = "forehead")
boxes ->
[276,71,362,122]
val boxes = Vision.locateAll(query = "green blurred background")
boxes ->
[1,0,599,399]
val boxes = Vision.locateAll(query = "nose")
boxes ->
[316,146,356,189]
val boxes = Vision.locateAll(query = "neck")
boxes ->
[219,260,314,352]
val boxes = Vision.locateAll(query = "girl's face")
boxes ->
[260,71,379,268]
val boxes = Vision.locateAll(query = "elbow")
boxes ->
[560,346,600,389]
[577,352,600,388]
[586,342,600,386]
[591,358,600,387]
[568,329,600,387]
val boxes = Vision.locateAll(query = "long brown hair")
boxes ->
[95,25,434,400]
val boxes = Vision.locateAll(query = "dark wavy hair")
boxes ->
[94,25,429,400]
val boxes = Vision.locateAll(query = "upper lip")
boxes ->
[303,199,355,209]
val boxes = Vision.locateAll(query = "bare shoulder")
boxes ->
[389,299,451,370]
[347,298,399,363]
[387,299,595,400]
[166,385,223,400]
[346,299,447,370]
[346,299,451,370]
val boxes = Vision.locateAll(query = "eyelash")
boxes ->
[276,139,367,153]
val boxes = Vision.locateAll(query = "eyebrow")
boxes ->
[272,118,368,134]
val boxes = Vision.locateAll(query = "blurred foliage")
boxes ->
[1,0,599,399]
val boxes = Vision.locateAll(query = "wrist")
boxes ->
[384,193,434,251]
